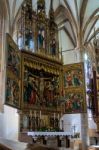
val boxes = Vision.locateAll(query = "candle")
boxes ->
[54,113,56,120]
[30,110,32,117]
[61,112,63,117]
[58,113,59,120]
[34,110,36,118]
[40,110,41,119]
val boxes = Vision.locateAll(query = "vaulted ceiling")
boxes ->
[5,0,99,51]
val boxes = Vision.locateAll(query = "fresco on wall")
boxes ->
[63,63,86,113]
[5,34,21,109]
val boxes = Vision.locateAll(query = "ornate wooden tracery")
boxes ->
[16,0,60,60]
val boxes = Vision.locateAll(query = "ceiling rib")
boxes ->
[58,19,68,27]
[74,0,79,23]
[64,0,78,33]
[83,8,99,35]
[87,28,99,44]
[85,17,99,43]
[80,0,88,27]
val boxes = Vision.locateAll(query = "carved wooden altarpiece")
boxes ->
[20,50,63,131]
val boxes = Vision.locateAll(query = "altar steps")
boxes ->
[0,138,74,150]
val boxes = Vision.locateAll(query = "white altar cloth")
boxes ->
[28,131,72,137]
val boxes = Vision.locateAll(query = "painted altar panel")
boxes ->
[65,88,86,113]
[21,51,62,112]
[5,71,21,108]
[63,63,86,114]
[5,34,21,108]
[6,33,21,78]
[64,63,84,88]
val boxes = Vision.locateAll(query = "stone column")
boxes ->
[81,113,89,150]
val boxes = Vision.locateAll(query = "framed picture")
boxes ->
[63,63,84,88]
[5,71,21,109]
[64,88,86,113]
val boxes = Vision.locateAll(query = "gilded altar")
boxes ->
[16,0,64,132]
[5,0,87,134]
[20,50,63,131]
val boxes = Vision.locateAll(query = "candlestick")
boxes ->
[61,119,64,131]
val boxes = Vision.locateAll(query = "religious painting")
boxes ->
[6,33,21,78]
[23,65,60,109]
[5,71,20,109]
[63,63,86,114]
[63,63,84,88]
[21,54,61,110]
[5,33,21,109]
[64,89,86,113]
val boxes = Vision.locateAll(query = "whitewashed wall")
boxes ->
[60,114,81,135]
[0,105,19,140]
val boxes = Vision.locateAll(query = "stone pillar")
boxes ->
[81,113,89,150]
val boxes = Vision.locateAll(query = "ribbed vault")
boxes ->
[6,0,99,51]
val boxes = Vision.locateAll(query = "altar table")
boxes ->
[27,132,72,147]
[27,131,72,137]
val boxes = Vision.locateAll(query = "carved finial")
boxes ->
[49,0,54,19]
[50,0,53,10]
[37,0,45,13]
